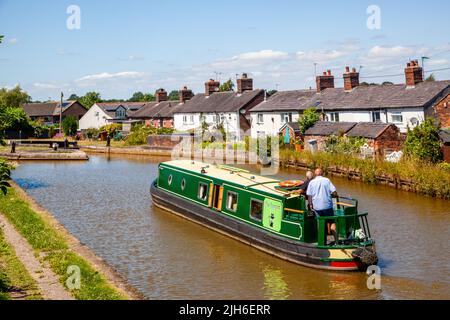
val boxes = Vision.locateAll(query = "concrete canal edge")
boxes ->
[80,146,173,157]
[9,181,145,300]
[0,150,89,161]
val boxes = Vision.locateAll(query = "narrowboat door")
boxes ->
[210,184,223,211]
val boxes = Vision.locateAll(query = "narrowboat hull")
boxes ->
[151,181,369,271]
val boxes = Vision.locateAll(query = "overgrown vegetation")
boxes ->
[0,86,32,143]
[124,124,174,146]
[279,149,450,199]
[325,135,367,154]
[0,159,11,196]
[298,107,320,134]
[62,116,78,136]
[0,187,126,300]
[403,118,442,163]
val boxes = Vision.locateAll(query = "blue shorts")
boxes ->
[315,208,335,217]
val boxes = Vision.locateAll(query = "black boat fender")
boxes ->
[352,246,378,268]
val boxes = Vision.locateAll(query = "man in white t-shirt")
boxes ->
[306,168,338,245]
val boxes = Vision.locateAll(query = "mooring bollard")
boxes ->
[52,142,58,151]
[11,141,16,153]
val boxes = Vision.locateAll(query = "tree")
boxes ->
[298,107,320,134]
[68,94,80,100]
[425,74,436,82]
[0,86,32,143]
[403,118,442,163]
[168,90,179,101]
[0,35,3,44]
[142,93,155,102]
[382,81,394,86]
[62,116,78,136]
[128,91,145,102]
[219,79,234,92]
[79,92,101,109]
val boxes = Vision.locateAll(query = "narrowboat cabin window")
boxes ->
[198,183,208,201]
[250,199,263,221]
[168,174,173,186]
[181,178,186,191]
[226,191,238,212]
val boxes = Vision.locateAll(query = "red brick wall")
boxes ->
[304,135,328,152]
[433,93,450,128]
[373,125,403,157]
[443,145,450,163]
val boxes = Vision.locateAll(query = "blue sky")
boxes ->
[1,0,449,101]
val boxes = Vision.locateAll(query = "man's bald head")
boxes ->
[306,171,314,180]
[315,168,323,176]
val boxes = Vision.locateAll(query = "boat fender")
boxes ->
[352,247,378,267]
[279,180,303,188]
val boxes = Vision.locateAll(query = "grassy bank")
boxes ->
[0,227,42,300]
[280,149,450,199]
[0,187,127,300]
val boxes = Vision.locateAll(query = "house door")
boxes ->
[210,184,223,211]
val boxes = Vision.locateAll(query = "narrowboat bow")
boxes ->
[150,160,378,271]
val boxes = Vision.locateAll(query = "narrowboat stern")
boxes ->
[150,160,378,271]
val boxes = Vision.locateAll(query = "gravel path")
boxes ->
[0,213,74,300]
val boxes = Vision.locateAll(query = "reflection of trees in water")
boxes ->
[262,265,291,300]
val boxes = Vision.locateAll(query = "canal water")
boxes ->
[11,155,450,299]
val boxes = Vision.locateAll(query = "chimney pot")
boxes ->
[155,88,168,102]
[205,79,220,96]
[343,66,360,91]
[179,86,194,103]
[237,73,253,93]
[405,60,423,87]
[316,70,335,93]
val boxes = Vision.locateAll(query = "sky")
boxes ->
[1,0,450,101]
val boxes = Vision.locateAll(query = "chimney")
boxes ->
[343,66,360,91]
[155,88,168,102]
[179,86,194,103]
[237,73,253,93]
[405,60,423,87]
[316,70,334,93]
[205,79,220,96]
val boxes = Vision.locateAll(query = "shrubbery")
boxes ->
[403,118,442,163]
[0,158,11,195]
[124,125,174,146]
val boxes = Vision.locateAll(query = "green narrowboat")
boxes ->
[150,160,378,271]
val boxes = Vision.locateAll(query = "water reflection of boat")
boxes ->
[151,160,378,271]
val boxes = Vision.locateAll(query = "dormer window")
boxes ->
[115,108,126,119]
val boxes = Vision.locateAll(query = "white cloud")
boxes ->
[367,45,415,58]
[33,83,62,89]
[296,49,350,63]
[75,71,146,83]
[233,50,289,61]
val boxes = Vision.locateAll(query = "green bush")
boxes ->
[125,125,174,146]
[0,159,11,195]
[62,116,78,136]
[403,118,442,163]
[84,128,100,140]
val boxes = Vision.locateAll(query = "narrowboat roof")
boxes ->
[160,160,298,198]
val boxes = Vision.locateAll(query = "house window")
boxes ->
[250,199,263,221]
[183,115,193,125]
[226,191,238,212]
[329,112,340,122]
[281,113,292,123]
[190,115,194,124]
[372,111,381,122]
[391,112,403,124]
[116,108,126,119]
[257,114,264,124]
[198,183,208,201]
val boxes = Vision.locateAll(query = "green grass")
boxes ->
[0,188,126,300]
[0,227,42,300]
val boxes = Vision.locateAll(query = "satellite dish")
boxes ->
[410,117,419,127]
